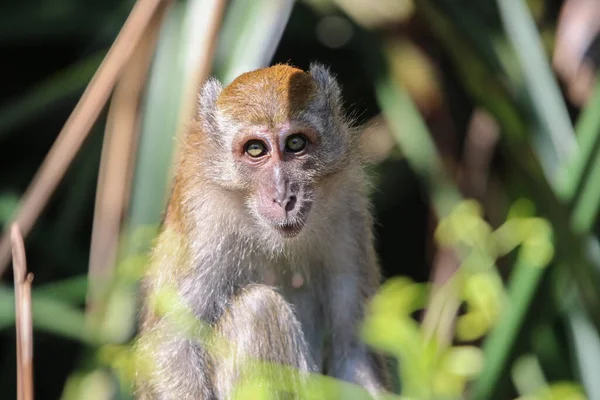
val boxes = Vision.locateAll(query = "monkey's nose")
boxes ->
[274,195,297,212]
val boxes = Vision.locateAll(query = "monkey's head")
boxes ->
[194,64,358,240]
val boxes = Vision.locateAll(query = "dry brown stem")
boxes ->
[87,1,167,311]
[0,0,169,275]
[11,224,34,400]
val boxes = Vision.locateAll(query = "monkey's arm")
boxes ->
[326,218,390,395]
[326,274,388,394]
[134,227,220,400]
[135,257,220,400]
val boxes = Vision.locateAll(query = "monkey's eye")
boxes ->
[285,134,308,153]
[245,140,268,158]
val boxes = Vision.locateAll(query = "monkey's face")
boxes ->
[197,64,355,241]
[231,123,323,239]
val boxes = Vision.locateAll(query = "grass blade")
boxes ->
[0,286,89,342]
[126,1,184,232]
[216,0,295,83]
[556,80,600,202]
[496,0,576,181]
[472,259,545,399]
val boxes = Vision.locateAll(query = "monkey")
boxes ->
[135,63,389,399]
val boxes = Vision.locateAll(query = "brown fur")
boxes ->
[135,64,389,399]
[216,64,316,127]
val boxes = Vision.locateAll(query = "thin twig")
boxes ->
[0,0,168,275]
[421,246,460,347]
[11,224,34,400]
[87,2,166,312]
[422,109,499,346]
[459,110,500,200]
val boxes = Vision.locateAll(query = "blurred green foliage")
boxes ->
[2,0,600,399]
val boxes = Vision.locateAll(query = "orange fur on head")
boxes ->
[216,64,316,128]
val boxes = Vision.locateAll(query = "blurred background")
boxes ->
[2,0,600,399]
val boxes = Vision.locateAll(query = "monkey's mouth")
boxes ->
[274,221,304,238]
[264,200,312,238]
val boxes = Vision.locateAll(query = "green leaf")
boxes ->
[0,285,90,343]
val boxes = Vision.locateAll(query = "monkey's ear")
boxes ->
[309,63,343,116]
[197,76,223,128]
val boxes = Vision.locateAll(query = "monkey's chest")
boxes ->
[252,266,326,368]
[254,266,321,314]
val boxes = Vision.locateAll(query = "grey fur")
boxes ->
[309,63,343,117]
[135,64,388,399]
[197,76,223,133]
